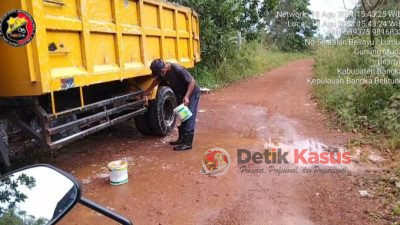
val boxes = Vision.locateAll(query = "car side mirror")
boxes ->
[0,165,80,224]
[0,164,132,225]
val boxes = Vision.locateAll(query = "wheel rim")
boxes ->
[162,97,175,127]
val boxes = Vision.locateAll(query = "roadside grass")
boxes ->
[192,42,310,89]
[314,40,400,225]
[313,42,400,150]
[393,203,400,217]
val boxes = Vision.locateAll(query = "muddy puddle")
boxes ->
[53,60,365,225]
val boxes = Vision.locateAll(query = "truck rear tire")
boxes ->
[133,113,153,135]
[148,86,177,136]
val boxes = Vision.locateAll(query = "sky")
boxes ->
[309,0,359,37]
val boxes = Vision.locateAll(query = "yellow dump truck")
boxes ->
[0,0,200,169]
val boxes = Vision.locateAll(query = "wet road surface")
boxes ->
[54,59,382,225]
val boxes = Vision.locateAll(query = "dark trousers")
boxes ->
[178,91,200,134]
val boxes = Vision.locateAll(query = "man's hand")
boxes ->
[144,96,149,107]
[144,79,160,97]
[144,90,152,96]
[183,96,190,106]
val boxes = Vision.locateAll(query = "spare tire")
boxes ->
[148,86,177,136]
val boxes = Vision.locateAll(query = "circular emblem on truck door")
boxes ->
[0,9,36,47]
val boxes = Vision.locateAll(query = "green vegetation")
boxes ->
[267,0,317,51]
[313,0,400,149]
[0,174,46,225]
[193,42,309,88]
[393,203,400,217]
[170,0,316,87]
[0,208,48,225]
[314,43,400,149]
[0,173,36,214]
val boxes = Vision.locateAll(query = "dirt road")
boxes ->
[53,59,383,225]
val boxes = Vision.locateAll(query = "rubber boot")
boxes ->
[174,132,194,151]
[170,127,184,145]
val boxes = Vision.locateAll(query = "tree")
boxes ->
[237,0,279,41]
[0,208,48,225]
[0,208,23,225]
[170,0,317,66]
[0,173,36,214]
[348,0,399,47]
[360,0,384,48]
[267,0,318,51]
[170,0,243,67]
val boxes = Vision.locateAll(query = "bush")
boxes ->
[314,42,400,148]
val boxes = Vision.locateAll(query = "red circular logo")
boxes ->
[201,147,231,177]
[0,9,36,47]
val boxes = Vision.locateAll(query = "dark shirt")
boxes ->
[157,63,200,97]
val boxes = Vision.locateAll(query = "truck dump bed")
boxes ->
[0,0,201,97]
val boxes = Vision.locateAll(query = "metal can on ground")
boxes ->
[108,160,128,185]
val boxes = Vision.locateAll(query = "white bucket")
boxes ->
[108,160,128,185]
[173,104,192,122]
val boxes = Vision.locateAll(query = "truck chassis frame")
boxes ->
[0,90,147,170]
